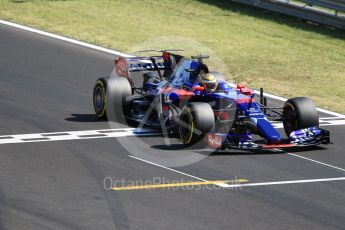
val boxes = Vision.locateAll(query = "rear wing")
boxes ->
[114,52,184,80]
[126,56,165,72]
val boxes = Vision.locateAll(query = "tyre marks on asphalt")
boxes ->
[0,185,8,230]
[69,145,131,230]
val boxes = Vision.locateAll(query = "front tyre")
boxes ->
[179,102,214,145]
[283,97,319,136]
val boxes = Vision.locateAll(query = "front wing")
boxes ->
[207,127,331,151]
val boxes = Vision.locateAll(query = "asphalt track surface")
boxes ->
[1,23,345,230]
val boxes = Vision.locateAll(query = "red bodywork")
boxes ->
[161,87,194,100]
[115,57,134,86]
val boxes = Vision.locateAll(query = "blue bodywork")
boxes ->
[147,59,283,143]
[135,57,330,150]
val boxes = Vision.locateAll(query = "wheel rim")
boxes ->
[94,87,103,110]
[93,82,106,117]
[283,103,297,135]
[179,110,194,144]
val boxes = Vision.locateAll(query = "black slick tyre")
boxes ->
[105,77,132,124]
[179,102,214,145]
[283,97,319,136]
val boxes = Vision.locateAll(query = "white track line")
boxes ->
[223,177,345,188]
[128,155,231,188]
[273,148,345,173]
[271,117,345,129]
[0,19,133,57]
[128,155,345,188]
[0,115,343,144]
[0,128,161,144]
[0,19,344,118]
[287,152,345,173]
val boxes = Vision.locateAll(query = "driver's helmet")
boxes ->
[201,73,218,92]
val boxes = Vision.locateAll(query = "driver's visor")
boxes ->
[204,82,217,90]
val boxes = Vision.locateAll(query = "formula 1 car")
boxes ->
[92,51,330,150]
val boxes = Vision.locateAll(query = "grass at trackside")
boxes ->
[1,0,345,113]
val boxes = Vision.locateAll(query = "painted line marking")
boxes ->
[129,155,345,189]
[129,155,232,188]
[111,176,345,190]
[0,136,14,139]
[21,137,50,141]
[0,128,162,145]
[112,179,248,191]
[41,133,71,137]
[0,19,133,57]
[77,134,107,138]
[129,155,207,181]
[0,116,343,145]
[98,130,127,133]
[271,149,345,173]
[271,117,345,129]
[223,177,345,188]
[287,152,345,173]
[0,19,344,119]
[321,117,345,120]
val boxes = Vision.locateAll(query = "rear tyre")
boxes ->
[179,102,214,145]
[105,77,132,124]
[93,77,109,120]
[283,97,319,136]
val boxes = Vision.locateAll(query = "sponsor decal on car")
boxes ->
[207,133,224,149]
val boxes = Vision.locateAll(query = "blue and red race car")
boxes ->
[93,51,330,150]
